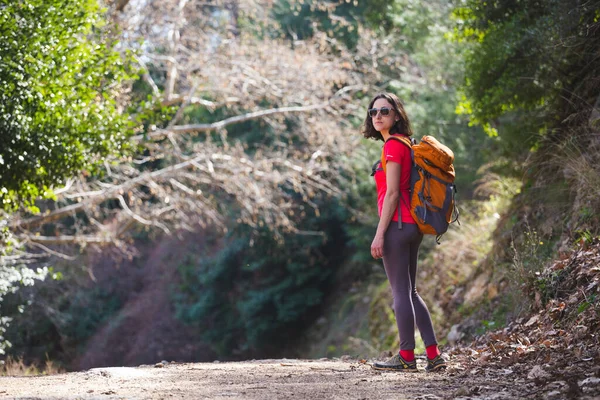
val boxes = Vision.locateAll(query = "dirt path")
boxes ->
[74,236,216,370]
[2,356,596,400]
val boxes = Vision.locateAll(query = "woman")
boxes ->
[363,92,446,372]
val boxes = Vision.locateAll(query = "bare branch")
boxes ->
[168,83,201,128]
[165,59,178,101]
[12,201,89,230]
[26,241,78,261]
[132,101,330,141]
[20,235,115,245]
[117,195,171,235]
[164,0,188,101]
[161,96,240,108]
[169,178,196,195]
[53,179,75,195]
[11,153,210,229]
[135,56,160,97]
[9,3,384,253]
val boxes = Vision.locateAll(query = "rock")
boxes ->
[447,324,464,344]
[579,377,600,393]
[379,350,393,359]
[463,272,490,304]
[544,390,563,400]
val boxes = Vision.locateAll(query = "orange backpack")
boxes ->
[381,135,459,243]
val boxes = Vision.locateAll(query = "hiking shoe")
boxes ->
[372,353,418,372]
[425,355,447,372]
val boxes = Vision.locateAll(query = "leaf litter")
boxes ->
[445,239,600,399]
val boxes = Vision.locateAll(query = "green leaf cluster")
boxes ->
[271,0,391,49]
[0,0,134,210]
[452,0,599,149]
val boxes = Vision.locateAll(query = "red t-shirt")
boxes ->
[373,135,415,224]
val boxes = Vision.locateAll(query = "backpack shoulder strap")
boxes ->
[381,135,413,172]
[385,135,413,149]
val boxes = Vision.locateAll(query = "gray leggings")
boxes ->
[382,223,437,350]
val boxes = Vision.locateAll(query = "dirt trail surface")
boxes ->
[0,358,484,400]
[2,356,598,400]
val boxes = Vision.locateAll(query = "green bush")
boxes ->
[175,194,348,357]
[3,276,122,363]
[61,287,122,343]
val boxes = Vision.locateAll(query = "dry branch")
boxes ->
[20,235,115,245]
[132,101,331,141]
[9,0,384,258]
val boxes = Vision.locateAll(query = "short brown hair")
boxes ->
[362,92,413,141]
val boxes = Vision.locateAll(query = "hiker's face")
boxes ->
[370,98,398,134]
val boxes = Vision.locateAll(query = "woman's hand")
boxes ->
[371,234,384,259]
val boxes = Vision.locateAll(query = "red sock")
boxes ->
[426,345,441,360]
[399,350,415,362]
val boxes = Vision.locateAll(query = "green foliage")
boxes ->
[60,287,121,343]
[577,293,597,315]
[271,0,447,51]
[367,280,399,350]
[510,227,557,285]
[0,0,135,210]
[452,0,599,147]
[0,0,134,359]
[271,0,391,49]
[1,266,122,364]
[381,0,451,51]
[175,195,348,356]
[378,1,493,196]
[0,227,49,355]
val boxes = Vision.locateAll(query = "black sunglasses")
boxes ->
[368,107,394,117]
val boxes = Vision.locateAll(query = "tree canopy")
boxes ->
[454,0,600,144]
